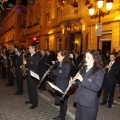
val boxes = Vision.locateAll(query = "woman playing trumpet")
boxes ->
[50,49,70,120]
[70,50,104,120]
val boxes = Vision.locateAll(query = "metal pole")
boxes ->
[97,9,100,50]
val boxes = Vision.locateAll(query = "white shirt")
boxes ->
[31,52,36,57]
[109,61,115,66]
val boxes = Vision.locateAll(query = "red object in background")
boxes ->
[32,37,39,45]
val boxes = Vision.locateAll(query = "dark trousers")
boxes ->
[27,76,38,105]
[75,103,97,120]
[8,69,14,85]
[102,82,116,106]
[16,68,23,93]
[2,65,6,79]
[58,103,67,120]
[39,71,46,91]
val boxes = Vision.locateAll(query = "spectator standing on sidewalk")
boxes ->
[70,50,104,120]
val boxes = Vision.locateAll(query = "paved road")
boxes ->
[1,78,120,120]
[0,79,72,120]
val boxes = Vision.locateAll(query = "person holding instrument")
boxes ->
[6,44,17,86]
[14,48,23,95]
[23,44,40,109]
[69,50,104,120]
[50,49,70,120]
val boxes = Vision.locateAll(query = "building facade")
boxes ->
[0,0,120,53]
[0,0,27,48]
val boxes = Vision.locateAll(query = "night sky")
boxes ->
[7,0,28,6]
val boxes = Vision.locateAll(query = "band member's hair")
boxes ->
[85,50,104,74]
[110,53,116,57]
[59,49,69,62]
[16,47,22,53]
[29,44,36,50]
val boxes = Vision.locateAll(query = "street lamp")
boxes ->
[88,0,113,49]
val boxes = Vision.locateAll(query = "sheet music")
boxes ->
[47,81,64,94]
[69,54,73,58]
[30,70,40,80]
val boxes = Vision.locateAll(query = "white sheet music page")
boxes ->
[47,81,64,94]
[30,70,40,80]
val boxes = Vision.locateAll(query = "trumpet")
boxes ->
[62,64,86,99]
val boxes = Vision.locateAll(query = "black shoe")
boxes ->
[108,105,112,108]
[25,101,32,104]
[117,96,120,99]
[14,92,23,95]
[53,116,60,120]
[100,102,106,105]
[6,83,13,86]
[29,105,38,109]
[53,118,62,120]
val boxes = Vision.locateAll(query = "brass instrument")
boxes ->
[20,54,27,77]
[9,56,16,78]
[1,53,8,68]
[20,64,27,77]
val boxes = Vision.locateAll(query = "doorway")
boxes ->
[102,41,111,54]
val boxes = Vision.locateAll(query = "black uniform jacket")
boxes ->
[8,50,17,67]
[53,62,70,91]
[74,67,104,108]
[15,54,23,68]
[104,62,119,84]
[52,62,70,104]
[38,54,48,78]
[26,53,40,75]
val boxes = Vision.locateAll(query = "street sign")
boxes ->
[95,23,102,36]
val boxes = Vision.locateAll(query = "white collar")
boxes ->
[31,52,36,57]
[109,61,115,65]
[87,65,93,69]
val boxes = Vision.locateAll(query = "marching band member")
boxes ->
[70,52,82,77]
[23,44,40,109]
[6,44,17,86]
[14,48,23,95]
[101,53,119,108]
[0,47,8,79]
[51,49,70,120]
[70,50,104,120]
[38,49,48,91]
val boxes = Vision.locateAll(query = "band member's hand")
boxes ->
[23,60,27,65]
[105,65,111,70]
[105,65,110,69]
[74,72,83,82]
[69,77,74,84]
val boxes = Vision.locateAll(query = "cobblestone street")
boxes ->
[0,78,120,120]
[0,78,72,120]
